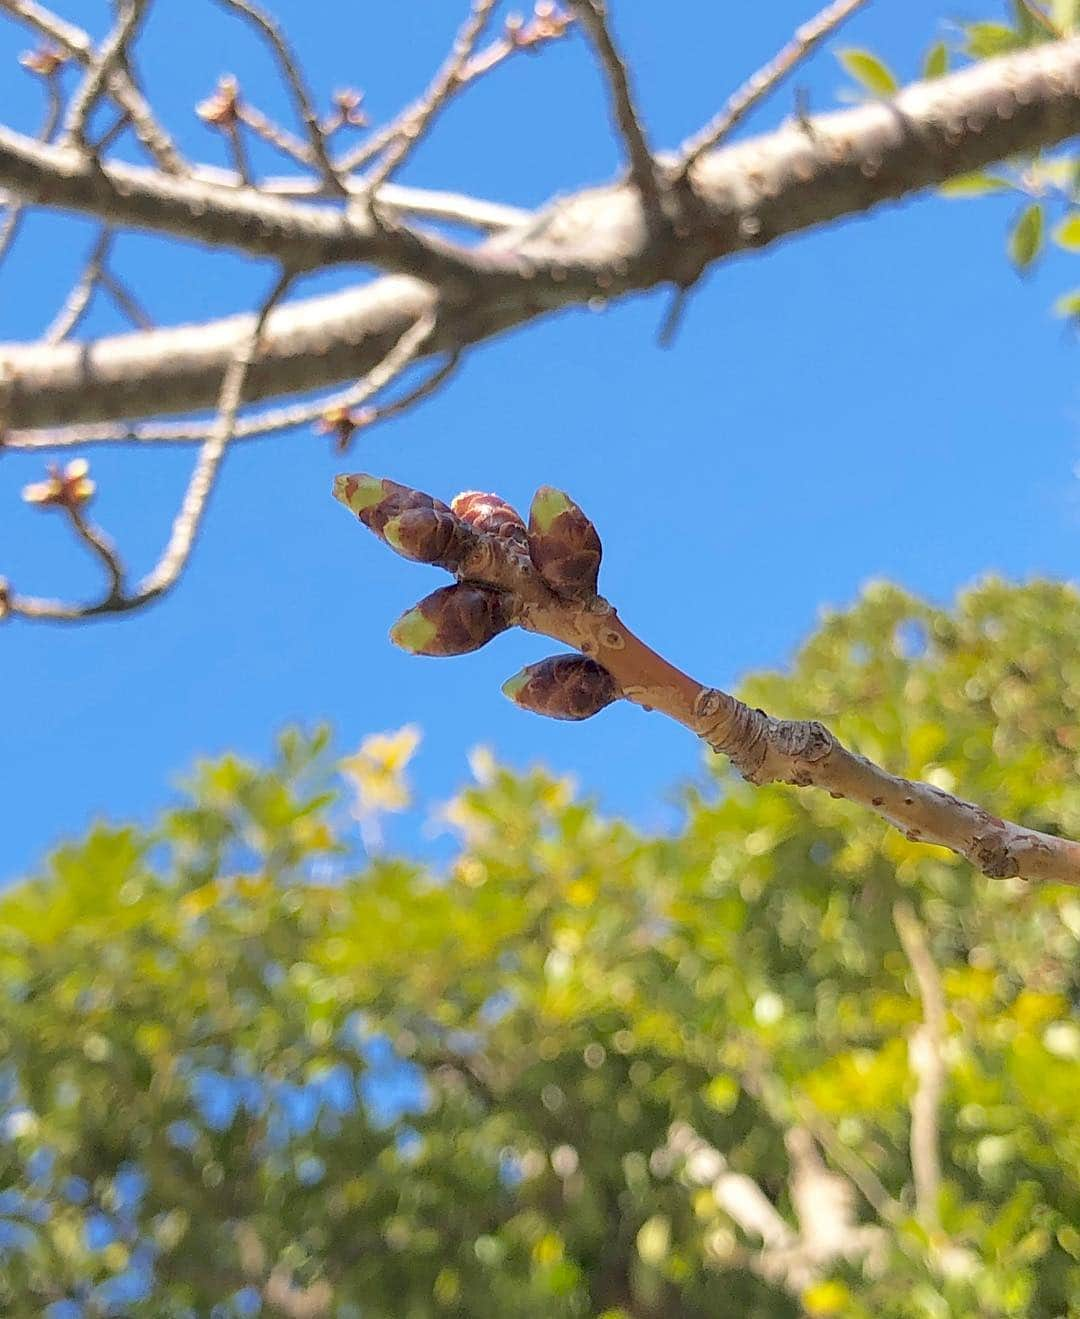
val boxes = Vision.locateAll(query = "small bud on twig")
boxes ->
[391,584,511,656]
[19,47,68,79]
[197,76,242,128]
[502,653,619,720]
[332,473,474,571]
[527,486,602,599]
[451,491,528,545]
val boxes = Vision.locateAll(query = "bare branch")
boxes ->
[7,38,1080,433]
[568,0,664,226]
[1,0,186,172]
[213,0,344,191]
[62,0,148,151]
[316,350,461,452]
[44,228,113,343]
[363,0,499,195]
[680,0,870,169]
[0,53,65,267]
[893,901,946,1234]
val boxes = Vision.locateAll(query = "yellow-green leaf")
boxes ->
[837,48,899,97]
[939,172,1010,199]
[1009,203,1044,269]
[923,41,949,79]
[1053,212,1080,251]
[1053,287,1080,317]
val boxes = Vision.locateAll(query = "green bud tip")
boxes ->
[390,607,439,654]
[332,473,384,515]
[529,486,573,534]
[500,670,530,703]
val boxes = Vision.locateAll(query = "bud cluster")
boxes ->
[22,460,96,511]
[334,472,621,721]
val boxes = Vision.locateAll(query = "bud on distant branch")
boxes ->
[391,584,511,656]
[451,491,527,545]
[527,486,602,600]
[502,654,619,721]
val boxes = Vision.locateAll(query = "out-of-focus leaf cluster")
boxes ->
[1,581,1079,1316]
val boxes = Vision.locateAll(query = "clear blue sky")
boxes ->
[2,0,1076,881]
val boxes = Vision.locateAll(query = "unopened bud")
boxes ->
[501,653,618,720]
[332,473,474,570]
[527,486,602,599]
[451,490,527,545]
[391,584,511,656]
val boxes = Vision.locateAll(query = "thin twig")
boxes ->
[569,0,664,228]
[224,121,254,186]
[236,103,312,170]
[335,4,572,178]
[680,0,870,170]
[1,0,185,172]
[63,0,148,150]
[134,267,295,600]
[893,901,946,1235]
[363,0,500,194]
[319,351,461,452]
[98,268,153,330]
[67,505,125,602]
[213,0,344,191]
[44,228,113,343]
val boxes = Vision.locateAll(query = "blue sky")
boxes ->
[2,0,1077,881]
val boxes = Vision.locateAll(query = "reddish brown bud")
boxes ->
[391,585,511,656]
[502,654,618,721]
[451,491,527,546]
[332,474,474,571]
[20,47,68,78]
[527,487,602,599]
[22,459,96,510]
[197,76,241,128]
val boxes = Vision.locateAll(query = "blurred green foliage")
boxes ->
[2,579,1080,1317]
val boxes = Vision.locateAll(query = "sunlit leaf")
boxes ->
[1008,202,1044,269]
[836,48,899,96]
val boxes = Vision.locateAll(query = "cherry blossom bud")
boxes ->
[502,653,618,720]
[527,486,602,599]
[451,491,527,545]
[391,584,511,656]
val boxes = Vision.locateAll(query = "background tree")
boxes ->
[2,581,1079,1316]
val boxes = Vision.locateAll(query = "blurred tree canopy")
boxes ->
[2,579,1080,1318]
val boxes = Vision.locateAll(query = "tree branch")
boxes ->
[6,37,1080,433]
[332,474,1080,887]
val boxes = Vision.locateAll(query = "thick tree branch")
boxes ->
[0,122,486,280]
[6,37,1080,434]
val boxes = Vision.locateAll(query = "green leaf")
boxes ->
[1008,203,1044,269]
[964,21,1023,58]
[836,48,899,97]
[1053,212,1080,251]
[939,172,1011,198]
[923,41,949,79]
